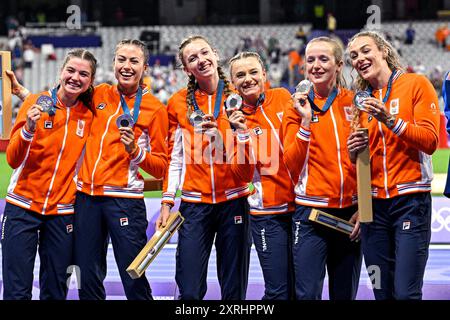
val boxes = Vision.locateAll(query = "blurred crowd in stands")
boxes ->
[1,16,449,121]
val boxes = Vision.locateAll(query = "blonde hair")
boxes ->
[306,36,346,88]
[347,31,405,130]
[347,31,404,91]
[229,51,266,76]
[178,35,233,118]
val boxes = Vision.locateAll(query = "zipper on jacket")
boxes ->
[42,107,70,214]
[378,89,390,198]
[90,104,122,195]
[329,105,344,207]
[208,95,216,203]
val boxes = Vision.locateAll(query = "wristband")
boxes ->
[18,89,30,101]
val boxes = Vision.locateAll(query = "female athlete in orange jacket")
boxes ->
[347,31,440,300]
[2,49,96,300]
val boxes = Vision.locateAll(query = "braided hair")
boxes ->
[178,35,233,120]
[185,74,197,119]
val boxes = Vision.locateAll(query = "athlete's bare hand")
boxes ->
[6,70,29,101]
[292,92,312,128]
[25,104,43,132]
[361,97,390,123]
[347,130,369,163]
[156,204,171,231]
[195,114,218,136]
[119,126,137,154]
[349,211,360,242]
[228,110,247,131]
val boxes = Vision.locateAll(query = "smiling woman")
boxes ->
[228,51,296,300]
[156,35,254,300]
[283,37,362,300]
[346,31,440,300]
[2,49,97,300]
[72,38,168,301]
[114,39,149,95]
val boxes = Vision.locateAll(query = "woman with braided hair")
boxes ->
[156,35,254,300]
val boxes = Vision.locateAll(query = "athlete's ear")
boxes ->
[382,47,389,59]
[183,66,192,77]
[213,49,220,62]
[335,60,344,75]
[261,68,267,83]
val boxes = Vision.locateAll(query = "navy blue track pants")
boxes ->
[250,212,293,300]
[361,192,432,300]
[73,192,152,300]
[175,197,251,300]
[292,205,362,300]
[1,203,74,300]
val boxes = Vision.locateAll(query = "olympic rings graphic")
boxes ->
[431,207,450,233]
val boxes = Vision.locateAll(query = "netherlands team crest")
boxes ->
[76,119,85,137]
[344,106,353,122]
[389,98,399,115]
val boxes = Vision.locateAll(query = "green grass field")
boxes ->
[431,148,450,174]
[1,149,449,199]
[0,153,11,198]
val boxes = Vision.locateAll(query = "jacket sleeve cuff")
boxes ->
[20,126,35,141]
[161,192,175,206]
[236,129,251,143]
[391,118,408,136]
[296,126,311,141]
[130,145,146,164]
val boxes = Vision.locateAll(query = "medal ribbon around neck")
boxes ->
[47,87,60,116]
[119,86,143,125]
[307,87,338,113]
[367,69,399,104]
[240,93,265,116]
[192,79,224,120]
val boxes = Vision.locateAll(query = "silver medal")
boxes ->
[353,91,371,111]
[189,110,204,127]
[36,95,55,116]
[225,94,242,114]
[295,80,312,95]
[116,113,134,128]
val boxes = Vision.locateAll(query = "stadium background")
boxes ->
[0,0,449,300]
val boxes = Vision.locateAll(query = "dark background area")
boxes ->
[0,0,448,35]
